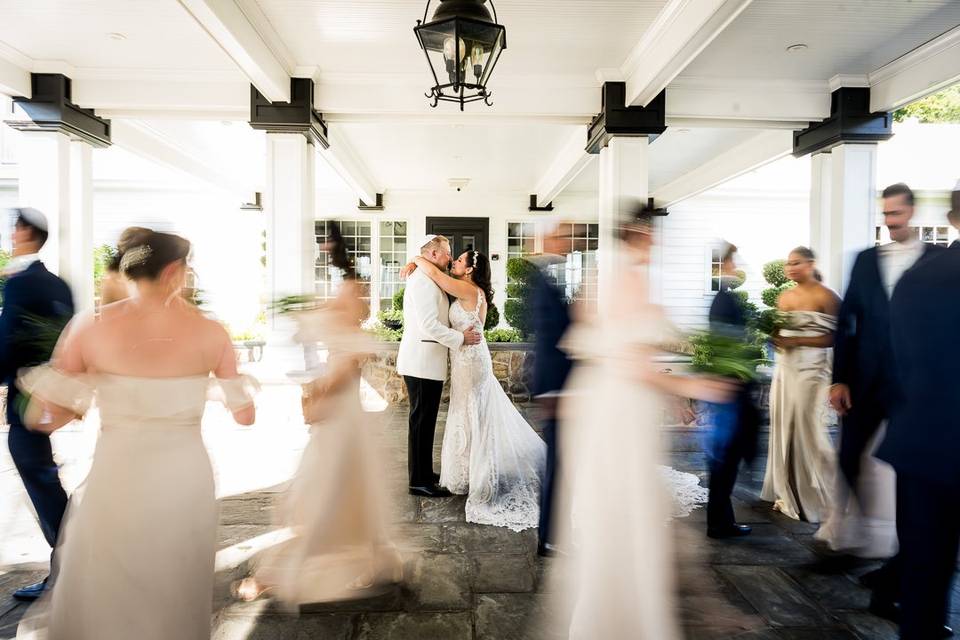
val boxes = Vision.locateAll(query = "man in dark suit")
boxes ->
[1,208,74,600]
[830,183,943,491]
[530,223,573,557]
[949,180,959,250]
[879,246,960,639]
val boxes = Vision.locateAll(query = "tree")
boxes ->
[894,84,960,124]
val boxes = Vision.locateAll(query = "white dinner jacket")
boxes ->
[396,270,464,381]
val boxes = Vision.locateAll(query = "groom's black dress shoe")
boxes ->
[409,484,452,498]
[869,597,953,638]
[432,472,441,485]
[13,578,49,601]
[706,524,752,539]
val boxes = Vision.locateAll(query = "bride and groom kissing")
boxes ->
[397,234,545,532]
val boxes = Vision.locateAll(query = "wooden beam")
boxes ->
[869,24,960,113]
[622,0,754,107]
[177,0,291,103]
[534,126,592,204]
[653,129,793,206]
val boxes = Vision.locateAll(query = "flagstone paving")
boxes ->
[0,382,956,639]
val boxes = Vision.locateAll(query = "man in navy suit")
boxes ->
[1,208,74,601]
[948,180,959,250]
[830,183,943,490]
[879,246,960,639]
[530,222,573,557]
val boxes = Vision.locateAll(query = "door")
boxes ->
[425,217,489,259]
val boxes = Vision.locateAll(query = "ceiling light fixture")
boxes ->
[786,43,808,53]
[414,0,507,110]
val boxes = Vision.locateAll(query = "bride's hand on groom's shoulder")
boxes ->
[399,261,417,279]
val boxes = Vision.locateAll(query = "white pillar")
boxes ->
[597,136,649,309]
[264,133,315,305]
[17,131,95,310]
[809,151,832,268]
[826,143,878,293]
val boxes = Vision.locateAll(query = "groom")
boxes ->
[397,235,481,497]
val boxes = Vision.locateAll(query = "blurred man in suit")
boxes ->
[880,245,960,639]
[948,179,959,249]
[0,208,74,600]
[529,222,573,557]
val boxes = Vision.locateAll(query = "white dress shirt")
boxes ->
[878,238,924,299]
[2,253,40,276]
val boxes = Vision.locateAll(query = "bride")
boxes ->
[403,250,546,532]
[16,230,257,640]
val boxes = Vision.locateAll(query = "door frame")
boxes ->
[425,216,490,256]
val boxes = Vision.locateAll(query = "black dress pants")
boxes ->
[403,376,444,487]
[895,472,960,640]
[537,417,558,546]
[8,420,68,560]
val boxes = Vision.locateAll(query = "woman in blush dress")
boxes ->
[762,247,840,524]
[17,230,257,640]
[234,222,402,605]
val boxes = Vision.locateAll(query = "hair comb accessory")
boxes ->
[120,244,153,272]
[472,250,480,264]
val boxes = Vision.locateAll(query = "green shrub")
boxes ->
[504,258,537,338]
[93,244,117,297]
[484,302,500,330]
[377,309,403,330]
[485,327,522,343]
[0,249,9,306]
[392,287,405,311]
[762,260,789,288]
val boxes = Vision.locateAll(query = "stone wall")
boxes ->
[362,343,535,405]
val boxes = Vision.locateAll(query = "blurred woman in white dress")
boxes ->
[762,247,840,523]
[235,223,402,605]
[17,230,257,640]
[555,209,735,640]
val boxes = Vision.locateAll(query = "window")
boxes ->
[314,220,372,300]
[875,225,953,247]
[378,221,407,310]
[709,247,723,292]
[547,223,600,305]
[916,225,951,246]
[506,222,537,299]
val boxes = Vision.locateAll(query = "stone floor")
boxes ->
[0,383,957,639]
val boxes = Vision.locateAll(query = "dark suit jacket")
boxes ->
[878,248,960,486]
[0,261,74,426]
[832,244,943,399]
[530,262,572,397]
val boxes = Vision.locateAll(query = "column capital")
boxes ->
[250,77,329,148]
[586,82,666,155]
[793,87,893,157]
[5,74,111,148]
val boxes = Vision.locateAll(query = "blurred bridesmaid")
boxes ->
[762,247,840,524]
[17,229,257,640]
[235,222,401,605]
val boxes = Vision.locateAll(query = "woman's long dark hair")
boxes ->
[466,250,494,306]
[327,222,356,280]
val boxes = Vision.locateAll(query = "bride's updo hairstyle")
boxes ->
[120,229,191,281]
[466,251,494,307]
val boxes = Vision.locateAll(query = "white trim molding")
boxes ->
[534,125,593,205]
[869,25,960,113]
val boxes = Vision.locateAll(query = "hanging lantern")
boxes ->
[414,0,506,110]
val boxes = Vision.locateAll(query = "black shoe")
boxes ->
[409,484,452,498]
[431,472,441,485]
[707,524,752,539]
[13,578,48,602]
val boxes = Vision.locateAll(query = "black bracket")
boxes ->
[528,195,554,212]
[793,87,893,157]
[249,78,329,148]
[586,82,666,154]
[358,193,384,211]
[6,74,111,147]
[240,192,263,211]
[645,197,669,217]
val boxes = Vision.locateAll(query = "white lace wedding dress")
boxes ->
[439,290,546,532]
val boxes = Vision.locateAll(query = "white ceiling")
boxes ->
[680,0,960,82]
[0,0,237,72]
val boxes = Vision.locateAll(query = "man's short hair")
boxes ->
[421,235,450,255]
[882,182,915,206]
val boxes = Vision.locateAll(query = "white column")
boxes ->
[826,143,878,293]
[17,132,95,310]
[264,133,315,306]
[597,136,649,309]
[809,152,832,260]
